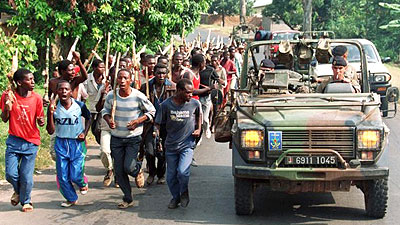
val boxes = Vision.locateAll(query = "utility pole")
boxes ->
[302,0,312,33]
[240,0,246,24]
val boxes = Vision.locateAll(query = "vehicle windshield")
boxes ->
[245,41,366,95]
[272,33,298,41]
[346,44,378,63]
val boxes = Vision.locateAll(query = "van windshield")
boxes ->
[347,44,379,63]
[272,33,298,41]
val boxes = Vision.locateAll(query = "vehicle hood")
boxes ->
[250,107,380,127]
[237,94,383,128]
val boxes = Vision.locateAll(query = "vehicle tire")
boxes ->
[234,177,254,215]
[363,178,388,218]
[381,96,388,117]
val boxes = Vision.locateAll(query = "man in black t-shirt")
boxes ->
[155,78,202,209]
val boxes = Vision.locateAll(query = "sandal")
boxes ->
[80,184,89,195]
[22,203,33,212]
[117,201,134,209]
[11,192,19,206]
[61,201,78,208]
[135,169,144,188]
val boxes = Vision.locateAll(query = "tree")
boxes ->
[262,0,400,60]
[0,31,38,91]
[208,0,239,27]
[5,0,209,66]
[240,0,246,24]
[302,0,312,33]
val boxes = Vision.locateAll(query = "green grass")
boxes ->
[0,88,54,180]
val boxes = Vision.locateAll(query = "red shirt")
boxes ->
[1,91,44,146]
[221,59,237,80]
[192,73,200,100]
[74,66,80,75]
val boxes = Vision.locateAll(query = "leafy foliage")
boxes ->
[0,31,38,91]
[263,0,400,60]
[6,0,209,58]
[208,0,255,26]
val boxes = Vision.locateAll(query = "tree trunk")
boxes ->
[302,0,312,34]
[222,12,225,27]
[240,0,246,24]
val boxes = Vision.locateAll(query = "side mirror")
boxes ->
[387,87,399,102]
[382,57,391,63]
[384,87,399,118]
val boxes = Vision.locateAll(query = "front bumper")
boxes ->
[234,165,389,181]
[232,146,389,181]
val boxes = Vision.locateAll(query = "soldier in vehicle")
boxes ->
[259,59,275,73]
[332,45,359,84]
[317,56,361,93]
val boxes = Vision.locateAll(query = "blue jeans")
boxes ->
[111,135,142,203]
[165,147,193,200]
[5,135,38,205]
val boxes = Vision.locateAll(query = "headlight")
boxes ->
[375,74,386,82]
[241,130,264,148]
[373,73,391,83]
[357,130,381,150]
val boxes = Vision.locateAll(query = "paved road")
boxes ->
[0,113,400,224]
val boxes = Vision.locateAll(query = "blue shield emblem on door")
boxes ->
[268,131,282,151]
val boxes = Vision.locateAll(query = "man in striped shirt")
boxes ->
[102,69,156,209]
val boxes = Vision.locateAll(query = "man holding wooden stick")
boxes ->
[1,68,45,212]
[102,68,155,209]
[140,63,176,185]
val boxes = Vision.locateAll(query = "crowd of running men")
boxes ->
[1,41,245,211]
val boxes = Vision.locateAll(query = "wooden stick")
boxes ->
[181,25,185,44]
[111,52,121,121]
[92,50,102,60]
[84,37,103,69]
[136,45,147,60]
[43,38,50,103]
[168,36,174,80]
[205,29,211,50]
[145,66,149,98]
[131,40,140,90]
[105,32,111,81]
[162,44,172,56]
[111,51,117,67]
[122,47,130,57]
[135,70,140,90]
[158,45,163,54]
[67,36,79,60]
[5,48,19,105]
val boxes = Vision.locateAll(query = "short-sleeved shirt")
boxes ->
[155,97,201,151]
[101,87,156,138]
[221,58,237,80]
[1,91,44,146]
[199,65,219,98]
[84,72,104,113]
[94,85,111,131]
[54,98,91,139]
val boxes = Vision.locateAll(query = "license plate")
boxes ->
[285,156,337,165]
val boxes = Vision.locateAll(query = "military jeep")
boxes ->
[230,39,399,218]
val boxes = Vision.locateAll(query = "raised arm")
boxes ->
[71,51,88,87]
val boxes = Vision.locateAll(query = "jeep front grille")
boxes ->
[281,129,355,159]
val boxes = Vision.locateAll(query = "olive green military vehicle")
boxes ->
[229,38,399,218]
[231,24,257,44]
